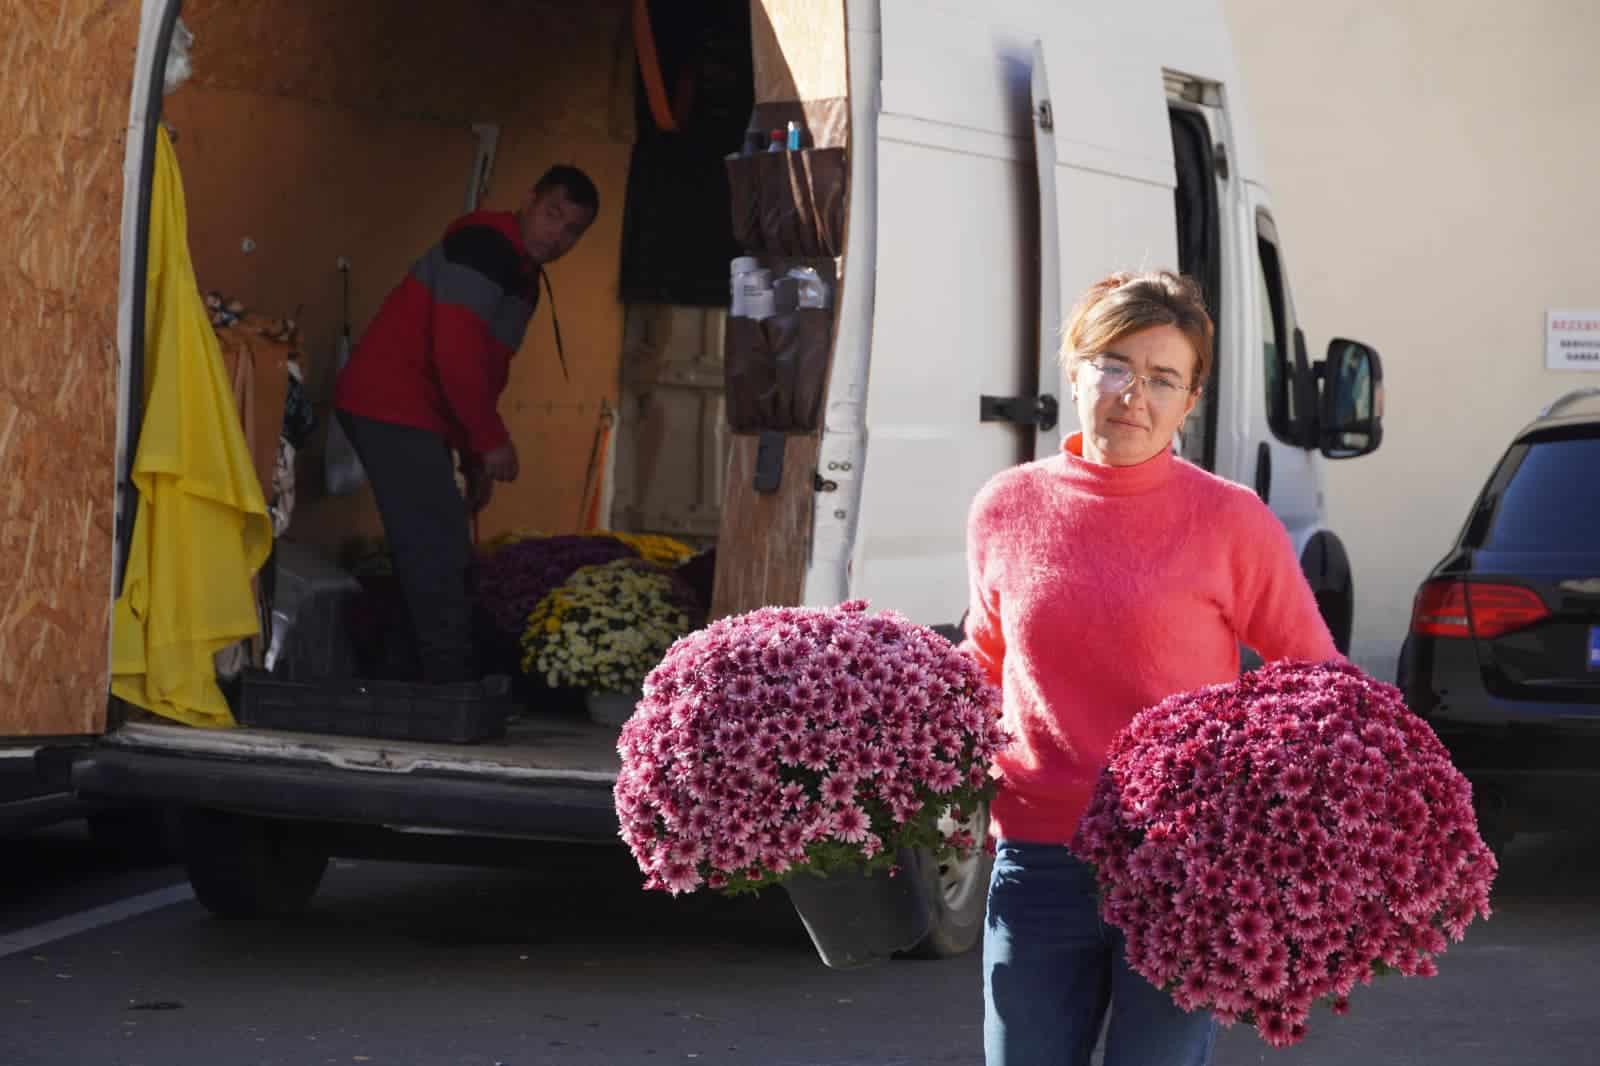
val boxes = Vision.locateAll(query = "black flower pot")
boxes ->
[781,850,934,969]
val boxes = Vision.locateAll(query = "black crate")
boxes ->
[237,671,513,744]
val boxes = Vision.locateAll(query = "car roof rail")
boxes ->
[1538,387,1600,419]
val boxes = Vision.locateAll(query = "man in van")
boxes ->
[334,165,599,683]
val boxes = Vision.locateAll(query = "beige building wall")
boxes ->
[1222,0,1600,676]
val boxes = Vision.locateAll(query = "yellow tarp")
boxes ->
[111,126,271,728]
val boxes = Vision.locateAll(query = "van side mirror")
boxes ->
[1317,338,1383,459]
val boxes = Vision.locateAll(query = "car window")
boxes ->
[1482,434,1600,551]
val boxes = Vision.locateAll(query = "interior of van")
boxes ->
[118,0,853,746]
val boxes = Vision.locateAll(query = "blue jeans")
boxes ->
[984,841,1217,1066]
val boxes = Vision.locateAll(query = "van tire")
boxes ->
[180,808,328,920]
[1301,534,1354,655]
[901,802,993,960]
[1315,586,1353,656]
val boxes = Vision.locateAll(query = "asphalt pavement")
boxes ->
[3,823,1598,1066]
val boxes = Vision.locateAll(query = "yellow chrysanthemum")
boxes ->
[594,531,696,567]
[519,558,698,692]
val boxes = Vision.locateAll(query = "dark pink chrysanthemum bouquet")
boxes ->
[474,534,637,637]
[1072,659,1497,1048]
[614,601,1009,896]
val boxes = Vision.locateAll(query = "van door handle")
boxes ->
[1254,442,1272,503]
[980,394,1059,430]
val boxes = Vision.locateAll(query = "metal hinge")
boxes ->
[980,393,1059,431]
[1036,100,1054,132]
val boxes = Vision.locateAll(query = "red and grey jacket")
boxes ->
[335,210,537,456]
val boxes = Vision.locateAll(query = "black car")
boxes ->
[1398,388,1600,851]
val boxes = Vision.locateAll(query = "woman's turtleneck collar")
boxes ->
[1056,431,1177,496]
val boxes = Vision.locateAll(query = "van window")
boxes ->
[1255,214,1294,442]
[1169,105,1221,471]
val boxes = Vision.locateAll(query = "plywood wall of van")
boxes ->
[750,0,848,104]
[0,1,140,735]
[168,0,635,548]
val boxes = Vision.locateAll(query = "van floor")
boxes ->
[108,711,622,781]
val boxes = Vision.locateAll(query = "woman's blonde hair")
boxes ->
[1061,270,1215,388]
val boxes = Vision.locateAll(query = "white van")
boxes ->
[20,0,1381,956]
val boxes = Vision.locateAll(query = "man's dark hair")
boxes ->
[535,165,600,215]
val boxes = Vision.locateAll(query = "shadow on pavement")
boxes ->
[2,821,182,934]
[1487,828,1600,901]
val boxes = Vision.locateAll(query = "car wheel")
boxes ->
[902,802,993,960]
[179,808,328,920]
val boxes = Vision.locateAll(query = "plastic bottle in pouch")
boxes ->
[730,256,759,316]
[738,268,775,320]
[743,285,777,321]
[787,267,832,310]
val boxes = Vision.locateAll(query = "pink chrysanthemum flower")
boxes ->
[616,601,1008,899]
[1071,660,1497,1048]
[820,772,857,807]
[1287,883,1323,921]
[658,859,702,895]
[833,804,870,844]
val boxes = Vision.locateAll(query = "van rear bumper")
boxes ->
[68,746,620,843]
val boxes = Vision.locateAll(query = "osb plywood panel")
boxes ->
[751,0,848,104]
[710,432,819,619]
[180,0,635,139]
[0,1,138,735]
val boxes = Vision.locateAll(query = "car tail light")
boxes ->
[1410,579,1550,639]
[1412,580,1470,637]
[1465,583,1550,638]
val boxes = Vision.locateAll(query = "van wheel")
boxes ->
[1315,585,1354,656]
[902,802,993,960]
[179,808,328,920]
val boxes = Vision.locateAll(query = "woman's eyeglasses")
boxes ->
[1080,358,1198,404]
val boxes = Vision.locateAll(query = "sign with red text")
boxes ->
[1547,311,1600,371]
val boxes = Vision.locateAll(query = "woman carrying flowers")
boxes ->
[964,271,1339,1066]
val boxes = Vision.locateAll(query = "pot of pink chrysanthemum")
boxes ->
[614,600,1008,969]
[1072,659,1498,1048]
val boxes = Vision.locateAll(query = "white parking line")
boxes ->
[0,883,194,959]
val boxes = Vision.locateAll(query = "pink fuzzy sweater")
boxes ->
[963,433,1338,845]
